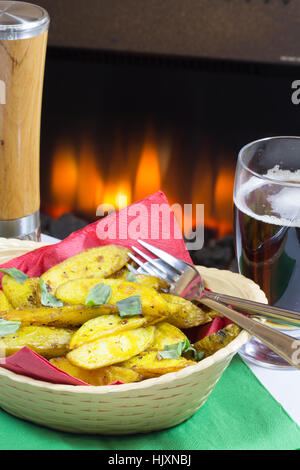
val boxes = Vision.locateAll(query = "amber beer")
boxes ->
[234,182,300,311]
[0,2,49,239]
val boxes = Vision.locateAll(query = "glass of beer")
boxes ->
[234,136,300,368]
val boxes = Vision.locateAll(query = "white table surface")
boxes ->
[41,234,300,427]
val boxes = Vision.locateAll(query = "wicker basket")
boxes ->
[0,239,267,435]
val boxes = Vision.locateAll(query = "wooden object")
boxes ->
[0,32,48,220]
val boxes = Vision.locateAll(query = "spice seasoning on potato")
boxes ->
[134,274,170,292]
[150,321,188,351]
[101,365,142,385]
[0,304,118,328]
[161,293,212,328]
[49,357,142,385]
[67,326,155,369]
[0,290,13,311]
[110,266,131,280]
[56,279,170,324]
[69,314,147,349]
[194,324,241,358]
[1,326,74,358]
[122,350,196,378]
[2,275,41,309]
[41,245,132,291]
[49,356,105,385]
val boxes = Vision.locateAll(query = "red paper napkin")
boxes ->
[0,191,192,281]
[1,348,88,385]
[0,191,194,385]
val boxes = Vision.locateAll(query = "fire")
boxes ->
[50,141,78,218]
[76,141,104,215]
[192,147,234,237]
[214,164,235,235]
[102,181,132,210]
[48,127,235,240]
[134,130,161,201]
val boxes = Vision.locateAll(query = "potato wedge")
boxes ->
[50,358,142,385]
[41,245,131,291]
[0,304,118,328]
[110,266,131,280]
[122,350,196,378]
[194,324,241,358]
[110,271,170,291]
[101,365,142,385]
[1,326,73,358]
[150,321,187,350]
[135,274,170,292]
[69,314,147,349]
[161,293,212,328]
[67,326,155,369]
[49,357,106,385]
[56,279,170,324]
[0,290,13,311]
[2,275,41,309]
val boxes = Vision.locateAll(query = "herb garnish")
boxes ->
[85,284,112,307]
[0,268,29,284]
[125,273,137,283]
[158,338,204,362]
[40,279,63,307]
[116,295,142,318]
[0,318,21,336]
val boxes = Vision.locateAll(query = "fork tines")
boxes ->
[127,239,186,283]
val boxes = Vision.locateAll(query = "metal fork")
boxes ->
[128,239,300,369]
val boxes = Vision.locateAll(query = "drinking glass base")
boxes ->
[239,333,300,370]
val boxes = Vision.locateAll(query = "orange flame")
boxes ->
[214,164,234,236]
[50,141,78,218]
[48,126,235,240]
[102,181,132,210]
[76,141,104,215]
[134,131,161,201]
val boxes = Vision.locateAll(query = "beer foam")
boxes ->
[265,165,300,183]
[235,166,300,227]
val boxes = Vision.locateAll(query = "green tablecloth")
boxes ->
[1,355,300,450]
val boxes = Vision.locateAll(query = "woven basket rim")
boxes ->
[0,238,254,394]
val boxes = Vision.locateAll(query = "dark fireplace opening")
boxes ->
[40,47,300,269]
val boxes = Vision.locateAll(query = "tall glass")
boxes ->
[0,2,49,240]
[234,136,300,368]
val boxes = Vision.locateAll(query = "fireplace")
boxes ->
[38,0,300,268]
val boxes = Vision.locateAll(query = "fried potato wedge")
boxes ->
[122,351,196,378]
[41,245,131,291]
[110,266,131,280]
[1,326,73,358]
[67,326,155,369]
[0,304,118,328]
[50,358,142,385]
[69,314,147,349]
[194,324,241,358]
[110,272,170,291]
[161,293,212,328]
[135,274,170,292]
[0,290,12,311]
[56,279,170,324]
[2,275,41,309]
[150,321,187,350]
[49,356,106,385]
[101,365,142,385]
